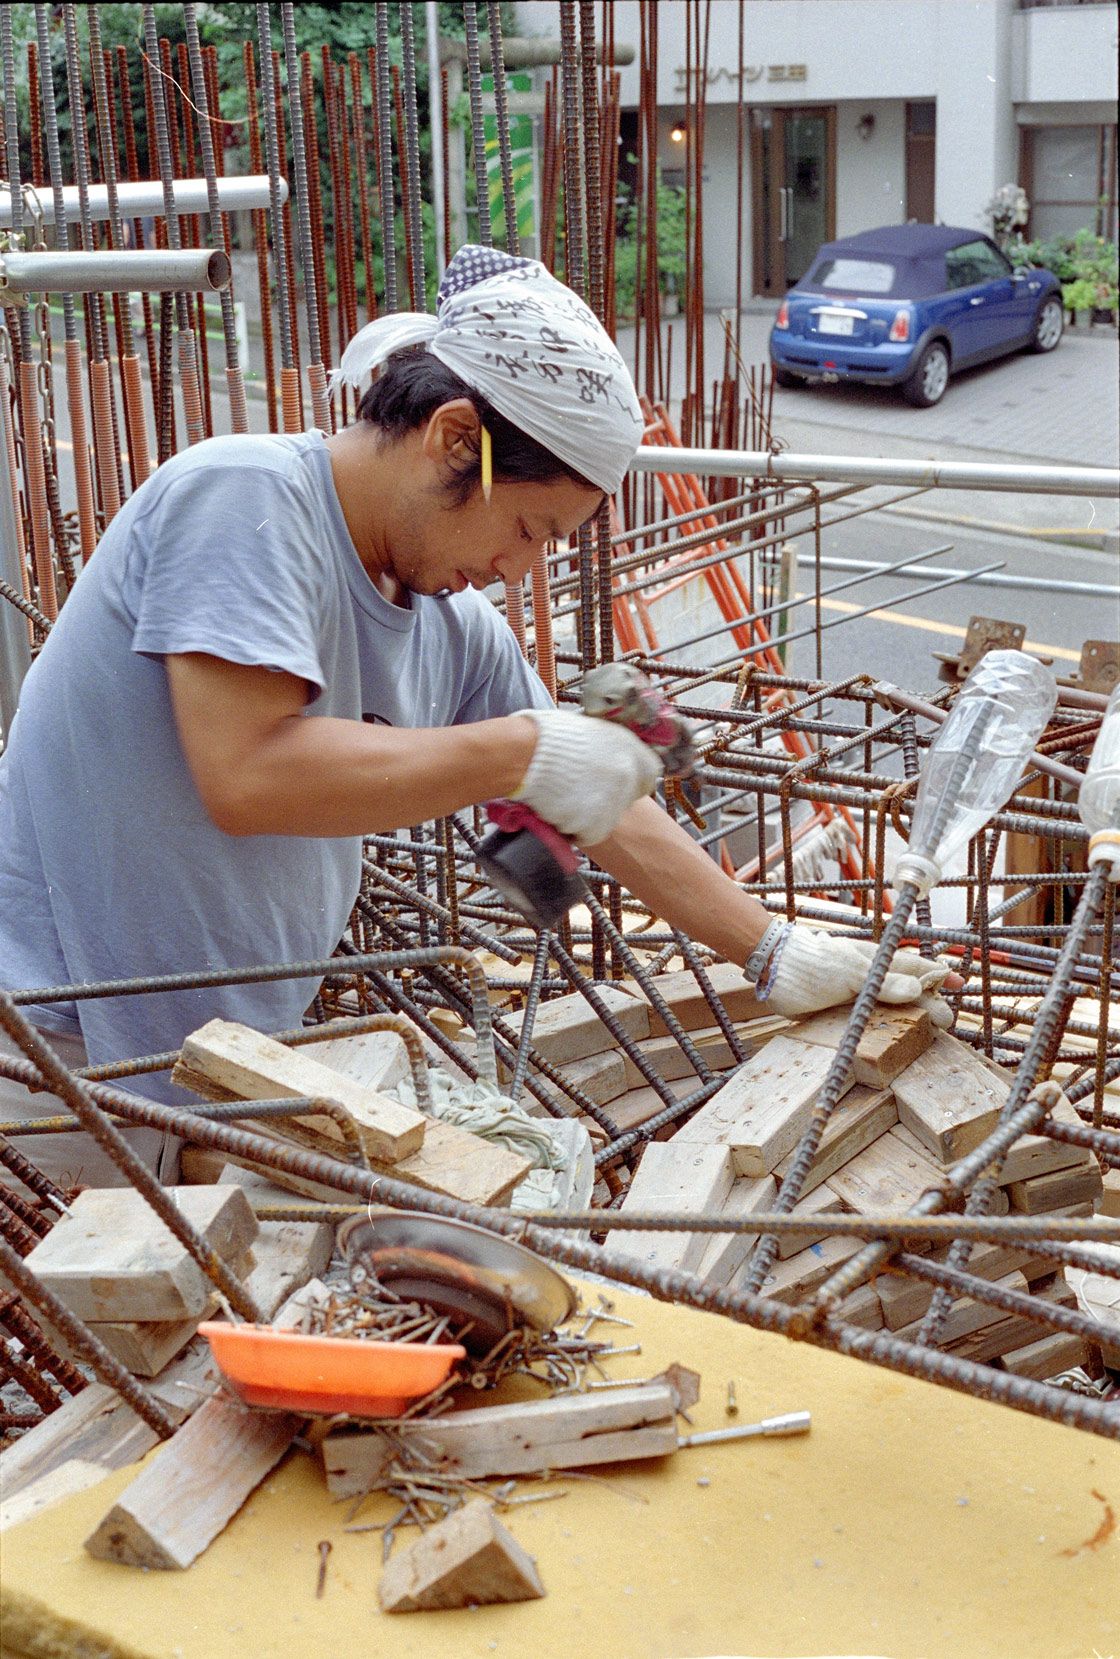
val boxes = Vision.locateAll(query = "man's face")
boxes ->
[389,473,606,598]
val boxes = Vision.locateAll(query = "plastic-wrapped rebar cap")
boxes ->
[329,246,645,496]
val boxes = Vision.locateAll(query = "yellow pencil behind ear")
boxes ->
[480,423,492,504]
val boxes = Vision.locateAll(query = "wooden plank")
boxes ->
[787,1005,933,1088]
[84,1307,218,1379]
[875,1239,1038,1331]
[892,1033,1009,1162]
[992,1098,1097,1185]
[948,1275,1076,1365]
[177,1020,425,1164]
[1000,1331,1092,1382]
[694,1176,777,1287]
[321,1382,678,1496]
[178,1071,531,1208]
[640,963,765,1038]
[23,1186,259,1324]
[890,1126,1012,1212]
[616,1143,735,1274]
[242,1219,335,1320]
[557,1047,628,1106]
[1006,1163,1103,1215]
[178,1145,228,1184]
[622,1016,791,1089]
[772,1085,897,1198]
[837,1281,884,1331]
[83,1280,327,1571]
[894,1271,1029,1347]
[676,1037,852,1178]
[601,1079,691,1136]
[748,1232,863,1303]
[828,1127,946,1216]
[502,986,648,1066]
[295,1030,410,1094]
[775,1182,849,1260]
[1100,1167,1120,1218]
[379,1498,545,1612]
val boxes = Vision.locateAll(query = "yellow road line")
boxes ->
[801,592,1082,663]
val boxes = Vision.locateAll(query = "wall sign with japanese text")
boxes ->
[673,64,808,93]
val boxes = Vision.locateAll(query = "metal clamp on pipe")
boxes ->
[0,248,231,295]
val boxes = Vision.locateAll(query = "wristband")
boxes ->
[755,922,793,1002]
[744,917,786,984]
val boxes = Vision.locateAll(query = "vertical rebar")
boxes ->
[373,3,398,313]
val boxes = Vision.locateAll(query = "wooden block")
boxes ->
[775,1182,849,1260]
[622,1016,792,1089]
[827,1126,944,1217]
[875,1239,1038,1331]
[85,1307,218,1379]
[837,1281,884,1331]
[295,1029,411,1094]
[84,1280,327,1571]
[557,1047,628,1106]
[601,1079,692,1136]
[948,1274,1076,1365]
[379,1497,544,1613]
[694,1176,777,1287]
[502,985,648,1066]
[616,1143,735,1274]
[641,963,764,1038]
[889,1125,1012,1212]
[993,1098,1096,1185]
[892,1033,1009,1162]
[1007,1163,1103,1215]
[177,1019,425,1164]
[787,1005,933,1088]
[1100,1167,1120,1218]
[242,1219,335,1319]
[751,1232,863,1303]
[676,1037,852,1177]
[178,1146,228,1184]
[24,1186,259,1323]
[773,1085,897,1198]
[894,1271,1029,1346]
[321,1381,677,1496]
[1001,1331,1093,1382]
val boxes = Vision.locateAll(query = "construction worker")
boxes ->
[0,246,947,1190]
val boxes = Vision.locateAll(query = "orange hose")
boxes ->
[226,364,249,435]
[65,339,97,559]
[503,579,528,660]
[20,361,58,621]
[280,366,303,434]
[121,353,151,487]
[89,358,121,525]
[0,354,33,646]
[308,361,332,435]
[178,331,206,447]
[530,543,556,701]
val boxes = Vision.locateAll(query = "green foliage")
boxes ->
[611,162,688,320]
[1009,225,1118,309]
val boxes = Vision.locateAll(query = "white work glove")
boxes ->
[511,708,663,847]
[758,925,953,1027]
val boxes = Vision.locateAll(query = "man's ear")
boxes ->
[422,398,481,468]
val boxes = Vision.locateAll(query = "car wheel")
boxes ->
[901,341,950,408]
[1028,296,1064,353]
[772,365,803,389]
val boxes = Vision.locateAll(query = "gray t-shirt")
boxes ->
[0,431,551,1098]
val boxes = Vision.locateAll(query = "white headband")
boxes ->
[330,245,644,496]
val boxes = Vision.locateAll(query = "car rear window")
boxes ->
[809,257,895,294]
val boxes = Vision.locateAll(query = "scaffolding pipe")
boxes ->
[0,249,232,294]
[629,446,1120,498]
[0,174,285,228]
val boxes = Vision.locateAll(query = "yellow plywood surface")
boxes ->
[0,1283,1117,1659]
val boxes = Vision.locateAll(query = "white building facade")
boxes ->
[515,0,1118,306]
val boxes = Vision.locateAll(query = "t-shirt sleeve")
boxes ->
[128,462,330,699]
[453,603,555,722]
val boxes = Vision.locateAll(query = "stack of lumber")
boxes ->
[170,1021,532,1207]
[593,988,1106,1378]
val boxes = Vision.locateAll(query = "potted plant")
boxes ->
[986,183,1030,251]
[1061,277,1097,327]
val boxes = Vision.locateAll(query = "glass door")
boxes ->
[752,106,836,297]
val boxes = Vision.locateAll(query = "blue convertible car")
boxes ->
[769,224,1063,407]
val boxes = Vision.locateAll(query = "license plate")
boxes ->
[818,312,854,336]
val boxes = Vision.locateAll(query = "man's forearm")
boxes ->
[588,796,773,966]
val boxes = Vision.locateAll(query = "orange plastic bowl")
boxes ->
[199,1323,466,1418]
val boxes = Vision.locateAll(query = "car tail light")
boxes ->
[775,300,789,329]
[889,309,910,342]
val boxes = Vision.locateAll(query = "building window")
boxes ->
[1022,125,1118,240]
